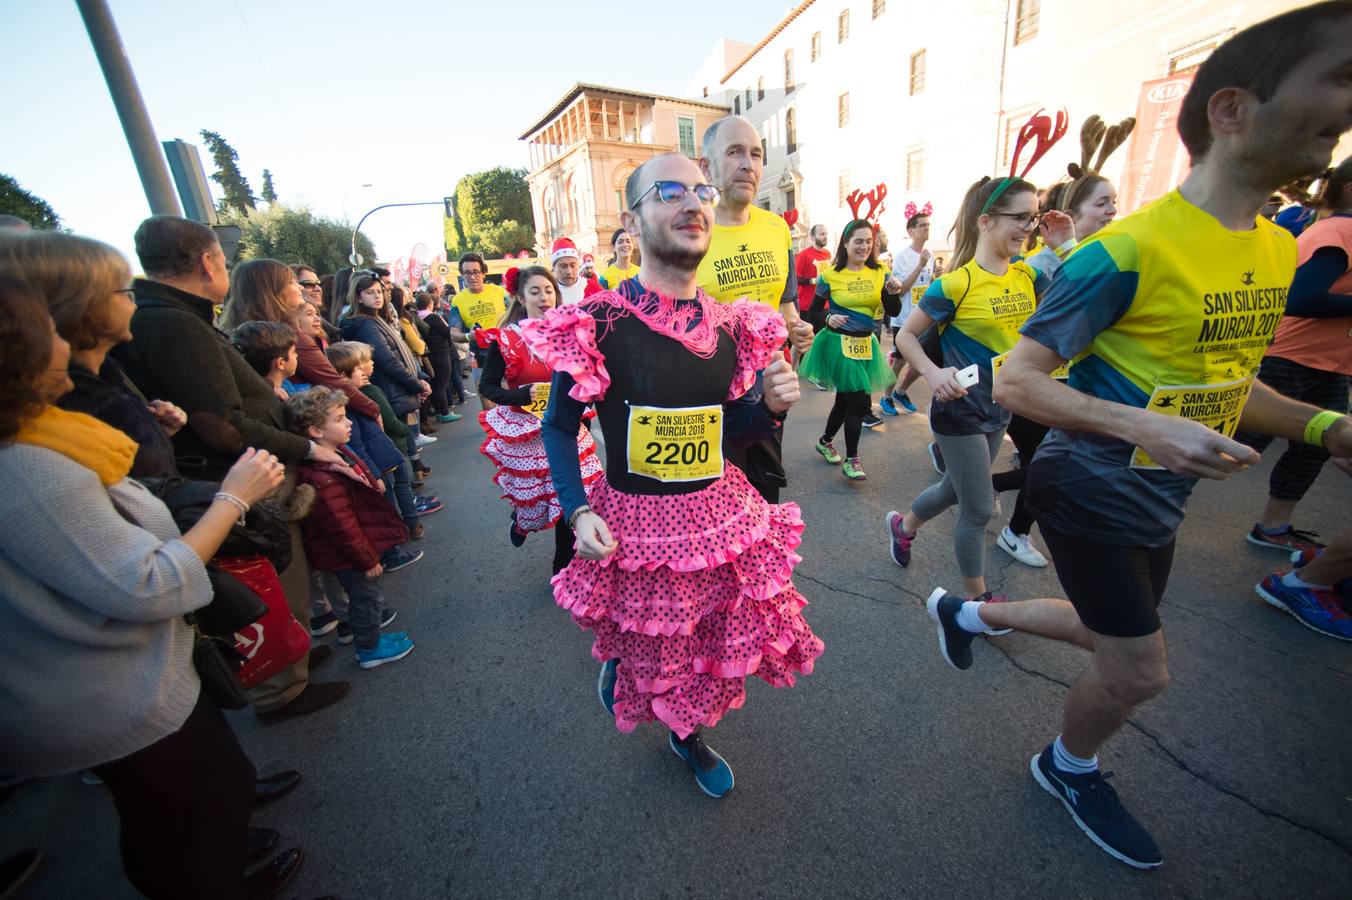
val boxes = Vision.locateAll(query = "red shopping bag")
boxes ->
[213,556,311,688]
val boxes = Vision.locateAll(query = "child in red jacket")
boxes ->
[284,387,415,669]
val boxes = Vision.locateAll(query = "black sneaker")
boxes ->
[383,547,424,573]
[1030,745,1163,869]
[928,441,946,475]
[926,587,974,670]
[336,622,353,645]
[862,413,883,429]
[309,611,338,637]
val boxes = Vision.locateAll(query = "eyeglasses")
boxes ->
[630,180,720,209]
[298,280,322,289]
[114,288,136,297]
[989,212,1041,229]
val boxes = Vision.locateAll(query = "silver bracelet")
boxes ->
[567,505,593,530]
[213,492,249,526]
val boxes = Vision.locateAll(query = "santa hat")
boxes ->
[550,238,579,263]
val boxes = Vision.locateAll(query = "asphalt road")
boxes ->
[5,381,1351,899]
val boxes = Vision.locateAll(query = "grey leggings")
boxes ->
[911,429,1006,579]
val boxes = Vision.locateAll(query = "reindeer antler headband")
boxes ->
[1056,114,1136,210]
[981,108,1070,216]
[846,183,888,225]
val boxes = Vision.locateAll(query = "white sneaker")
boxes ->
[997,527,1047,567]
[415,433,437,447]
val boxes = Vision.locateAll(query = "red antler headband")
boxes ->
[846,183,889,224]
[981,107,1069,215]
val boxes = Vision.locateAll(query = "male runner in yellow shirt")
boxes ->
[696,115,814,502]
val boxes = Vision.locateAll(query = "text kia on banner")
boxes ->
[1120,73,1195,213]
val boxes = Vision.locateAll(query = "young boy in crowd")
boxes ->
[284,387,415,669]
[232,320,299,400]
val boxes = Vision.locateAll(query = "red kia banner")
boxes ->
[1120,73,1195,213]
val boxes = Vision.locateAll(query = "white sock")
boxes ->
[1282,570,1327,589]
[956,600,987,634]
[1052,735,1099,774]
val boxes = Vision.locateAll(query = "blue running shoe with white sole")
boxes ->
[894,391,918,414]
[356,634,414,669]
[926,588,974,670]
[1255,574,1352,641]
[1030,745,1163,869]
[669,731,734,798]
[879,396,899,416]
[597,659,618,715]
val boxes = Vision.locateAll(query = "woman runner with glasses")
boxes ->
[886,164,1075,604]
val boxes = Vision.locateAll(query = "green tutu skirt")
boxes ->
[799,330,895,393]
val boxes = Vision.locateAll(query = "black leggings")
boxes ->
[991,413,1051,536]
[553,522,576,575]
[823,390,871,457]
[428,350,454,416]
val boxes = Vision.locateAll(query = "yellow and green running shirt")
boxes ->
[450,284,509,332]
[812,264,892,336]
[919,259,1051,435]
[599,263,640,290]
[695,205,795,307]
[1021,190,1297,546]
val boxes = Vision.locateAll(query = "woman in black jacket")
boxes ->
[337,272,429,418]
[416,291,462,422]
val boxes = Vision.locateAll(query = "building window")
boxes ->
[702,86,708,98]
[906,146,926,190]
[811,31,821,61]
[734,94,741,115]
[785,49,795,93]
[745,87,752,108]
[1014,0,1039,45]
[909,49,926,95]
[1167,32,1228,74]
[873,0,886,18]
[838,10,850,43]
[838,172,853,208]
[677,116,696,158]
[757,77,765,101]
[761,137,768,160]
[838,92,850,128]
[1001,107,1039,168]
[785,108,797,154]
[616,189,624,213]
[785,186,795,212]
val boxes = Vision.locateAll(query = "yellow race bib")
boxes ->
[841,335,873,360]
[911,284,927,307]
[524,383,550,419]
[991,350,1069,380]
[627,404,724,482]
[1130,374,1255,469]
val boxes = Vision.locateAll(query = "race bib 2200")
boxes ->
[626,404,723,482]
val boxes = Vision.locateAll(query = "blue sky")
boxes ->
[3,0,787,267]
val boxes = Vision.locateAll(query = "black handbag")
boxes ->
[136,476,293,573]
[909,267,973,367]
[191,633,250,709]
[198,566,269,637]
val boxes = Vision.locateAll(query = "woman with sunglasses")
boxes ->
[478,267,602,572]
[800,219,904,481]
[599,228,639,290]
[887,175,1074,605]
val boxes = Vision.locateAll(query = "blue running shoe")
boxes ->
[1030,745,1163,869]
[879,396,899,416]
[597,659,618,715]
[1255,574,1352,641]
[894,391,918,414]
[926,587,974,670]
[1290,549,1352,595]
[383,547,424,573]
[669,731,734,798]
[356,634,415,669]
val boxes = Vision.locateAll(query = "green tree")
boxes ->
[224,203,375,275]
[0,174,61,229]
[472,219,535,256]
[200,130,257,216]
[448,167,531,255]
[260,169,277,204]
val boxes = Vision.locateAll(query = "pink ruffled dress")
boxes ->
[477,323,602,533]
[522,285,823,739]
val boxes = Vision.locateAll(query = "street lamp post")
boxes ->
[349,199,452,267]
[342,183,373,223]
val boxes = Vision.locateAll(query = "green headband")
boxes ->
[979,177,1016,216]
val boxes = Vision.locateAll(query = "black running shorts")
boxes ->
[1040,525,1176,637]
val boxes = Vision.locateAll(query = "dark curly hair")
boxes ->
[0,274,56,441]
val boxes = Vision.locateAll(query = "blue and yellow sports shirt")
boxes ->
[1021,190,1297,547]
[919,259,1051,435]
